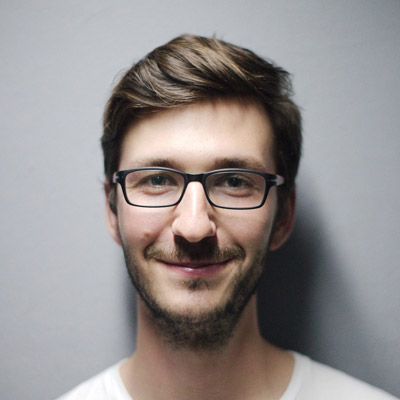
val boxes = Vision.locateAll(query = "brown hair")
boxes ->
[102,34,302,212]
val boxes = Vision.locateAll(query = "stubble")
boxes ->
[122,236,267,352]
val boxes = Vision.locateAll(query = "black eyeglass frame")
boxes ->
[112,167,285,210]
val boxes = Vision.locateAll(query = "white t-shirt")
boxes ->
[56,352,398,399]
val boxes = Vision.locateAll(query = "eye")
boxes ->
[216,174,252,189]
[225,176,245,187]
[125,171,180,190]
[138,173,178,188]
[207,171,263,200]
[149,175,169,186]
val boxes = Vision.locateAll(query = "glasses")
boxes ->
[112,167,284,210]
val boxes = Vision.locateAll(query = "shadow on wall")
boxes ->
[257,191,378,388]
[257,196,322,353]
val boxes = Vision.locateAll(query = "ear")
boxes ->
[269,188,296,251]
[104,181,122,246]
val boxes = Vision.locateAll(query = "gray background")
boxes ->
[1,1,399,399]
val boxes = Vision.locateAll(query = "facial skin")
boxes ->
[106,99,294,350]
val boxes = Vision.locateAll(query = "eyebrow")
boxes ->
[125,157,268,172]
[212,157,267,171]
[126,158,178,169]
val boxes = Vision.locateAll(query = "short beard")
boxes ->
[122,237,267,352]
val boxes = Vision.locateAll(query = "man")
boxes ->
[58,35,397,399]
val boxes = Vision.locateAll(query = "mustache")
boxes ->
[144,237,245,263]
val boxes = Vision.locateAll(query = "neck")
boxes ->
[120,295,294,400]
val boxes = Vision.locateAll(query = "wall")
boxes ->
[1,1,399,398]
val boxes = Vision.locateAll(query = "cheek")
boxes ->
[219,210,274,252]
[117,207,171,249]
[223,192,278,250]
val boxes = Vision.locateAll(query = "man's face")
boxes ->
[107,100,292,348]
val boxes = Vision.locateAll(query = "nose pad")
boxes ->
[171,182,216,243]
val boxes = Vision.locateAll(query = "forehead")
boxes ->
[119,99,275,172]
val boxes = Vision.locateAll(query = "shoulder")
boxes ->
[55,360,130,400]
[292,352,398,400]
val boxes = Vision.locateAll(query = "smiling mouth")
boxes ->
[158,259,232,270]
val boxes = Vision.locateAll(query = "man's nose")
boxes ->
[171,182,216,243]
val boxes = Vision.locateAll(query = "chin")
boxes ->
[122,239,267,350]
[161,293,230,320]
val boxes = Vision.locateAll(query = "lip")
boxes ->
[157,259,231,278]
